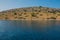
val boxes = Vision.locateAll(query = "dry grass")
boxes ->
[0,6,60,20]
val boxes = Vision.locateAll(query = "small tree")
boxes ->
[39,6,42,8]
[39,6,42,11]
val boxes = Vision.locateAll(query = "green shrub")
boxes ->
[14,13,17,15]
[40,14,43,16]
[50,17,56,19]
[31,13,37,17]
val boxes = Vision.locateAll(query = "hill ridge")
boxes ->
[0,6,60,20]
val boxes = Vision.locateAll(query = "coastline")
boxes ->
[0,6,60,20]
[0,19,60,21]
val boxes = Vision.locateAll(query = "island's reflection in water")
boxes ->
[0,20,60,40]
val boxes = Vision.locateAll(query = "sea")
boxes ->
[0,20,60,40]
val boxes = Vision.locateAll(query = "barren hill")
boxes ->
[0,6,60,20]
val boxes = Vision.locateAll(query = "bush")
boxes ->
[50,17,56,19]
[40,14,43,16]
[14,13,17,15]
[39,6,42,8]
[31,13,37,17]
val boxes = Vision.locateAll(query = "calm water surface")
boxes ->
[0,20,60,40]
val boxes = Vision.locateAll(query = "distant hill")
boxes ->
[0,6,60,20]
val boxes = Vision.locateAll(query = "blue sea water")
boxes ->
[0,20,60,40]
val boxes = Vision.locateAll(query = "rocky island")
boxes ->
[0,6,60,20]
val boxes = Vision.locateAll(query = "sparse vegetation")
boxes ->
[18,17,23,19]
[15,16,17,19]
[19,14,22,16]
[0,6,60,20]
[5,17,8,20]
[14,13,17,15]
[50,17,56,19]
[58,14,60,16]
[39,6,42,8]
[34,10,37,12]
[25,15,28,17]
[31,13,37,17]
[38,10,41,12]
[23,9,27,12]
[36,13,39,14]
[40,14,43,16]
[24,13,27,15]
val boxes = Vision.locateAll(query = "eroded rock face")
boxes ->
[0,6,60,20]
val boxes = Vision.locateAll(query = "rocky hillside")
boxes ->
[0,6,60,20]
